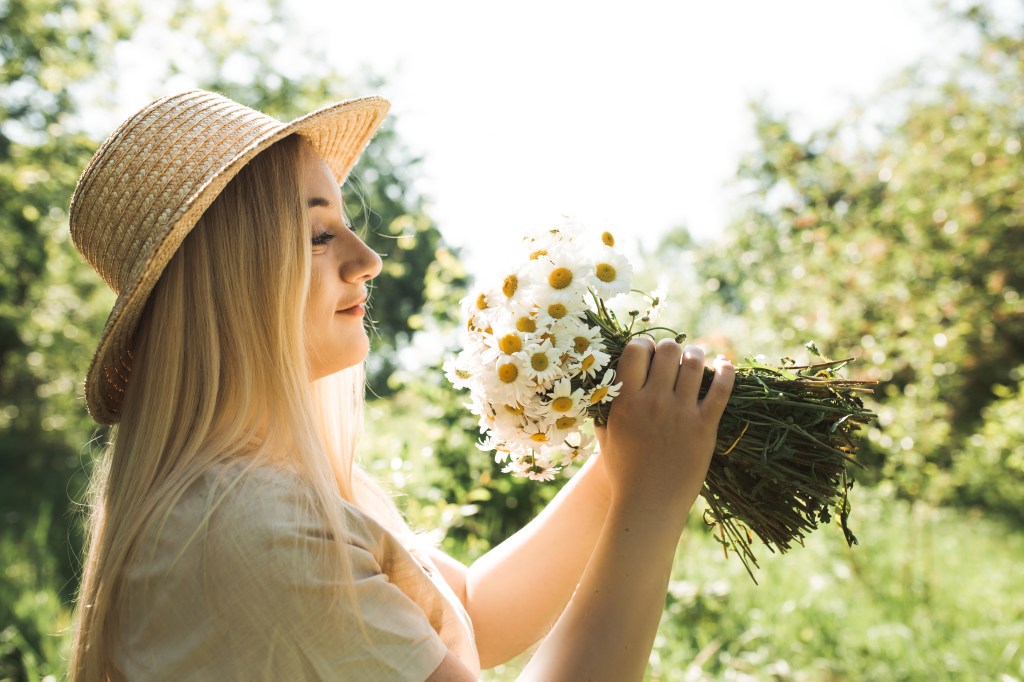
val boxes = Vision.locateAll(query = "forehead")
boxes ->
[299,142,343,205]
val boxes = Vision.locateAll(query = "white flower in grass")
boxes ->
[522,339,564,387]
[588,247,633,300]
[586,370,622,406]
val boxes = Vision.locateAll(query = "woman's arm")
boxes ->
[429,339,734,679]
[437,452,611,668]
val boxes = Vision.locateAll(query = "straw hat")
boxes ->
[69,89,390,425]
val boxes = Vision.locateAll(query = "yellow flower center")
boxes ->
[573,336,590,353]
[498,363,518,383]
[516,317,536,333]
[530,249,548,260]
[531,353,549,371]
[540,332,556,344]
[547,303,567,319]
[555,416,578,429]
[498,333,522,354]
[601,231,615,246]
[590,386,609,403]
[502,274,518,298]
[530,432,548,442]
[596,263,617,282]
[504,403,524,414]
[551,396,575,412]
[476,293,488,309]
[581,355,595,371]
[548,267,573,289]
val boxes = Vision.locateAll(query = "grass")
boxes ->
[3,487,1022,681]
[481,484,1024,681]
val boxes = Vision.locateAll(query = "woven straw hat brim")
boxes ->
[70,90,390,424]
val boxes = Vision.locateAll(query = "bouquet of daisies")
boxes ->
[445,221,875,578]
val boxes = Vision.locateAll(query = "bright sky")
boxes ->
[294,0,964,280]
[99,0,973,282]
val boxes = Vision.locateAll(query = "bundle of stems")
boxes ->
[584,307,876,581]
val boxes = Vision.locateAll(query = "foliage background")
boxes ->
[1,1,1021,680]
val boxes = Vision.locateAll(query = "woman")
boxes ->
[68,90,735,681]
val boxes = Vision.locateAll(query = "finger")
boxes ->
[647,338,683,393]
[614,337,655,398]
[674,344,707,404]
[700,355,736,425]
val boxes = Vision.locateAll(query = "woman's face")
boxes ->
[301,144,382,380]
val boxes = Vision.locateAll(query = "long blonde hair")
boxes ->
[69,135,407,680]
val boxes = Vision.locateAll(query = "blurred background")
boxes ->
[1,0,1022,680]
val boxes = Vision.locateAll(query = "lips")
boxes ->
[337,296,367,315]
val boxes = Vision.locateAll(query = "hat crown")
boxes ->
[70,90,283,294]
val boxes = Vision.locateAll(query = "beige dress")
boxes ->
[112,462,480,680]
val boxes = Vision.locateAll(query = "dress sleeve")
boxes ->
[202,474,451,681]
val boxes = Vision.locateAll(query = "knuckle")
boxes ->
[656,337,679,352]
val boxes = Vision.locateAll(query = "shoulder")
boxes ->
[200,461,383,564]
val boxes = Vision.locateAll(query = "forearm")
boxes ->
[518,496,690,682]
[465,455,609,667]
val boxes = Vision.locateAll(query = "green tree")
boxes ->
[1,2,140,677]
[655,3,1023,507]
[0,1,467,677]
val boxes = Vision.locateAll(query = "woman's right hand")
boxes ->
[431,337,737,682]
[596,337,735,523]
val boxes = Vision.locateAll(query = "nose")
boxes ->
[341,232,383,283]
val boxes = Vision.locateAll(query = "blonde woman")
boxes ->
[68,90,735,681]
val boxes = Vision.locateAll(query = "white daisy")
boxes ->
[481,326,528,364]
[588,247,633,300]
[479,352,535,405]
[574,346,611,380]
[563,322,605,358]
[443,353,476,391]
[488,262,535,309]
[522,218,585,253]
[522,339,565,387]
[526,244,591,302]
[540,378,587,421]
[586,370,622,406]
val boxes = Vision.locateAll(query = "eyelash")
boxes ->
[311,232,335,247]
[311,222,356,247]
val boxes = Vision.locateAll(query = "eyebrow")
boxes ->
[307,197,331,209]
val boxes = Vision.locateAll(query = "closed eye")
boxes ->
[312,232,335,247]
